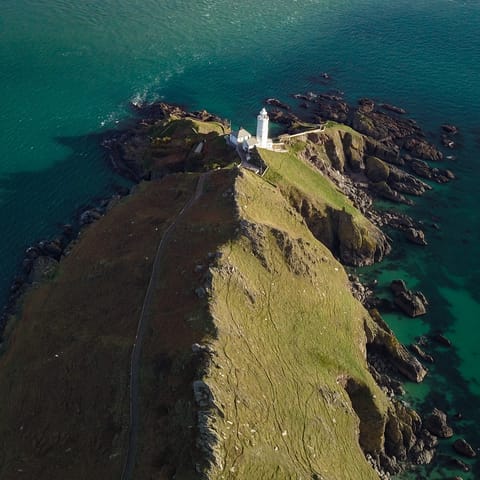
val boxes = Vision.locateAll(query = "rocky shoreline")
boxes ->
[0,96,474,478]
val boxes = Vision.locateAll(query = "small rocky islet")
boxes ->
[0,90,475,479]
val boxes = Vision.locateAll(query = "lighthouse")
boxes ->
[256,108,270,148]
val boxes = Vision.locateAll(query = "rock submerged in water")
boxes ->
[432,333,452,347]
[425,408,454,438]
[380,103,407,115]
[390,279,428,317]
[448,457,470,473]
[453,438,476,458]
[441,124,459,134]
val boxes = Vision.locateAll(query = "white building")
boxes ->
[229,127,251,147]
[229,108,273,151]
[256,107,272,149]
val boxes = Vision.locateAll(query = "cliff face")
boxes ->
[0,116,431,479]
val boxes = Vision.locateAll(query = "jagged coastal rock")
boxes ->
[425,409,454,438]
[390,279,428,317]
[453,438,477,458]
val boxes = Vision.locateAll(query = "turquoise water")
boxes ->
[1,1,479,477]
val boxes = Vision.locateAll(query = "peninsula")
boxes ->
[0,97,460,479]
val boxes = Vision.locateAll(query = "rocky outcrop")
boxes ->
[264,97,291,110]
[390,280,428,317]
[292,196,390,266]
[453,438,476,458]
[441,124,458,134]
[365,156,390,182]
[403,137,443,161]
[405,227,427,246]
[380,103,407,115]
[365,309,428,383]
[370,181,413,205]
[409,159,454,184]
[365,156,431,199]
[409,343,434,363]
[345,376,435,476]
[425,409,454,438]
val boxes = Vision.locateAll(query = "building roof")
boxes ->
[234,128,251,139]
[244,137,258,148]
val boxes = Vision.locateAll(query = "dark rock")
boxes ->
[22,258,33,275]
[352,108,422,141]
[425,408,454,438]
[448,457,470,472]
[358,98,375,113]
[25,246,40,260]
[40,239,63,260]
[432,333,452,347]
[79,208,102,226]
[442,135,456,149]
[193,380,214,409]
[319,92,343,102]
[365,138,402,165]
[411,447,435,465]
[380,103,407,115]
[444,169,456,179]
[370,181,413,205]
[366,309,428,383]
[195,286,207,299]
[316,97,350,123]
[268,109,300,129]
[265,98,291,110]
[409,344,434,363]
[442,124,459,134]
[390,280,428,317]
[378,451,402,475]
[405,227,428,246]
[453,438,476,458]
[387,163,431,195]
[410,159,434,179]
[390,279,408,295]
[403,137,443,161]
[395,291,427,316]
[62,224,74,239]
[420,429,439,449]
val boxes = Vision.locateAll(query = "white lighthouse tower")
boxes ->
[256,108,270,149]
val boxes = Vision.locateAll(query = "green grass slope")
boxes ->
[258,147,389,267]
[202,168,388,479]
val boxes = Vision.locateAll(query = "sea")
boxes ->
[0,1,479,478]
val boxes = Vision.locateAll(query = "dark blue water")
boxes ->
[1,1,479,477]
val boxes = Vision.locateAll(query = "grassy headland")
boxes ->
[0,115,429,479]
